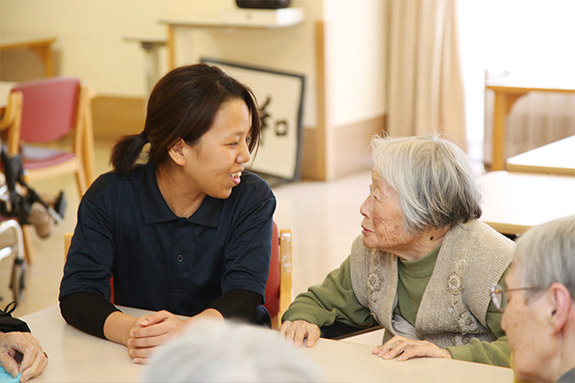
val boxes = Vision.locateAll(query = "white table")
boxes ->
[506,136,575,176]
[22,305,144,382]
[304,338,513,383]
[486,73,575,171]
[22,304,514,383]
[480,171,575,234]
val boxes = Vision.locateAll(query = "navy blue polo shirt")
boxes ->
[59,163,276,317]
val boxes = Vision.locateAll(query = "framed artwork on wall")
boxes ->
[201,57,305,184]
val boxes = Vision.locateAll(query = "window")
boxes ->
[458,0,575,162]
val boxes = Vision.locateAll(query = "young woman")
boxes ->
[60,64,276,364]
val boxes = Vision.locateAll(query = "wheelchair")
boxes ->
[0,148,66,304]
[0,219,26,304]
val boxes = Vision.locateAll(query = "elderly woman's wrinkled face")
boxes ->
[360,171,414,254]
[501,263,552,382]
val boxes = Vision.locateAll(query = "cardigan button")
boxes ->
[176,254,184,263]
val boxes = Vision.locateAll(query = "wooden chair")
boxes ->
[4,77,96,265]
[64,222,294,329]
[7,77,96,197]
[64,232,72,256]
[265,222,293,329]
[0,91,23,154]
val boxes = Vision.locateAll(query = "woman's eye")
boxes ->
[368,186,380,201]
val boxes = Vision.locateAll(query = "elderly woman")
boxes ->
[280,134,513,366]
[499,215,575,383]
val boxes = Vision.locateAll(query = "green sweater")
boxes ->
[283,253,510,367]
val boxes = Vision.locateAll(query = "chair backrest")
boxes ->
[64,232,72,256]
[0,91,23,154]
[264,222,293,328]
[12,77,81,142]
[264,222,281,316]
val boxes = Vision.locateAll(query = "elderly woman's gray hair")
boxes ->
[371,134,482,234]
[513,215,575,300]
[141,319,324,383]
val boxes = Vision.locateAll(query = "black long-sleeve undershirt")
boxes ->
[60,289,263,339]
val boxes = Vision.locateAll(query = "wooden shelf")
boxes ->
[159,7,305,29]
[0,37,56,77]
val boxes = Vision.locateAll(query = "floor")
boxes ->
[2,138,373,324]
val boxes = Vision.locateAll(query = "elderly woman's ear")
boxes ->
[548,283,572,333]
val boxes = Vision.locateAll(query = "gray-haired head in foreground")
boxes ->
[141,319,324,383]
[371,134,482,235]
[513,215,575,300]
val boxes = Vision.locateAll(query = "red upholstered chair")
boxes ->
[6,77,96,264]
[265,222,293,329]
[8,77,96,197]
[65,223,294,327]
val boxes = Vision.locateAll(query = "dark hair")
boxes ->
[111,64,261,173]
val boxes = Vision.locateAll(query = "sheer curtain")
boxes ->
[386,0,466,148]
[458,0,575,163]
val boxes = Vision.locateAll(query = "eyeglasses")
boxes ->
[490,284,544,313]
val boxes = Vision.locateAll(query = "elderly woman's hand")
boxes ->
[0,331,48,382]
[279,320,321,348]
[372,335,452,361]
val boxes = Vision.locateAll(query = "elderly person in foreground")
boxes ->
[496,215,575,383]
[0,331,48,382]
[141,319,323,382]
[280,134,514,366]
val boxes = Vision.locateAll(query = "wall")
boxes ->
[0,0,168,96]
[0,0,388,180]
[323,0,387,178]
[325,0,386,127]
[165,0,321,129]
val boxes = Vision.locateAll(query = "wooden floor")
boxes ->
[1,137,372,322]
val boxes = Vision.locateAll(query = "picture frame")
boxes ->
[201,57,305,183]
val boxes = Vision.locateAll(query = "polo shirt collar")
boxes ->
[139,162,222,227]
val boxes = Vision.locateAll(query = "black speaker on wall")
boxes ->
[235,0,291,9]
